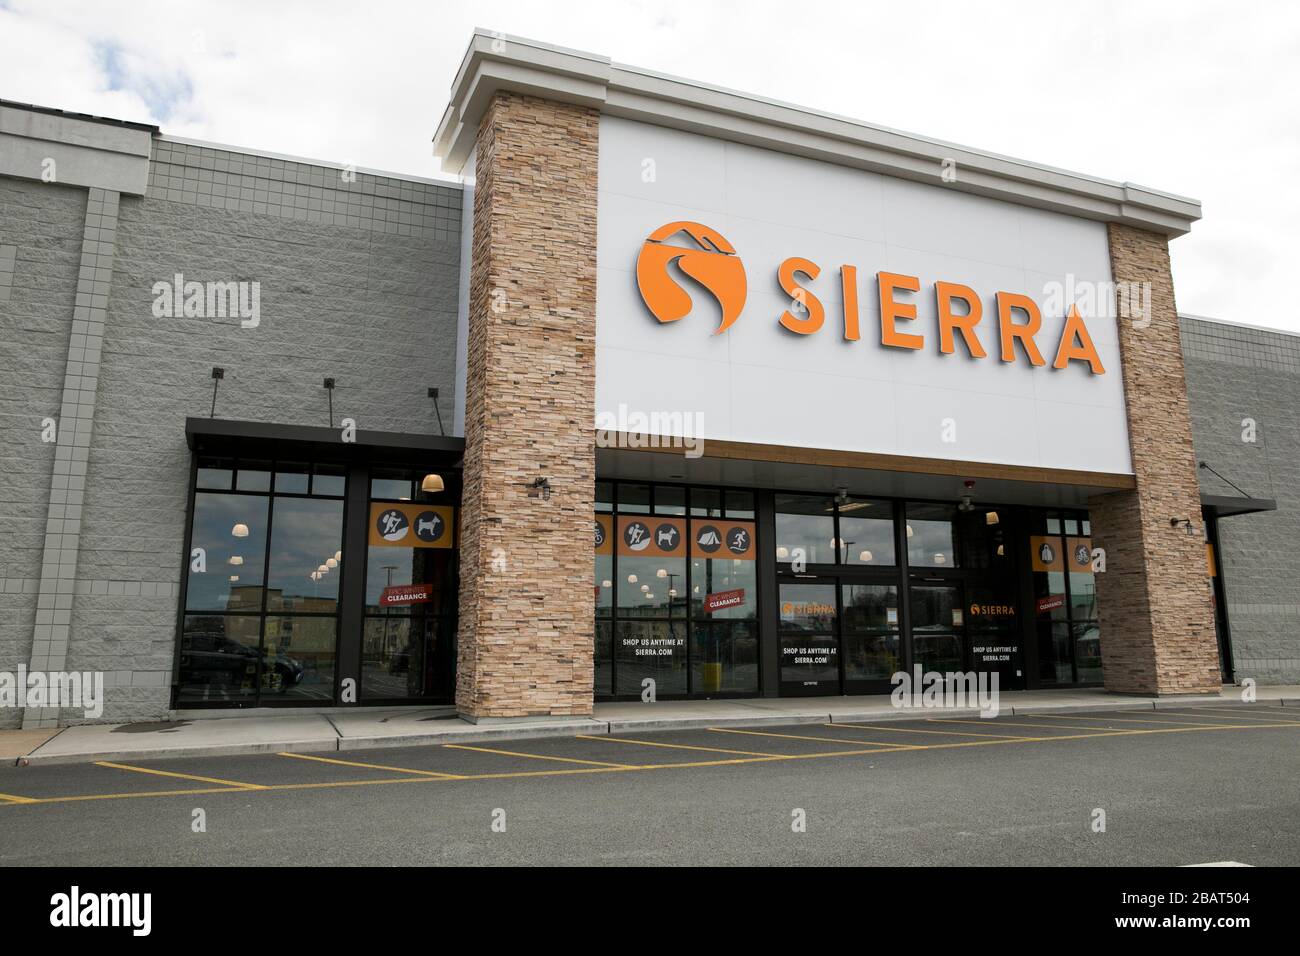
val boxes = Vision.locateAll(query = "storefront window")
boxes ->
[905,503,958,568]
[838,497,896,566]
[775,494,835,565]
[361,468,457,702]
[597,481,759,698]
[1030,510,1100,685]
[178,457,344,705]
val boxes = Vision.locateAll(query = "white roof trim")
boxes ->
[433,29,1201,236]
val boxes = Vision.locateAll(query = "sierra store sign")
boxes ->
[595,115,1133,475]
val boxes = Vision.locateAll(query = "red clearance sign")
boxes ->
[704,588,745,613]
[380,583,433,607]
[1036,594,1066,614]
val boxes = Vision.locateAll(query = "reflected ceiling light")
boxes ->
[640,584,649,591]
[231,523,249,538]
[326,558,338,569]
[334,551,342,561]
[229,575,239,582]
[228,555,243,566]
[906,525,914,538]
[645,592,655,600]
[601,579,612,588]
[668,588,677,597]
[776,546,789,559]
[421,473,444,493]
[996,544,1005,556]
[627,574,637,583]
[317,564,329,573]
[985,511,1000,526]
[656,568,667,578]
[933,553,946,564]
[859,550,873,562]
[693,586,700,594]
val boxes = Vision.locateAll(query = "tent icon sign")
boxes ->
[697,529,721,546]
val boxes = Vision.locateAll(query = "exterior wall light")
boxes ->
[231,523,249,537]
[421,473,444,493]
[527,476,552,500]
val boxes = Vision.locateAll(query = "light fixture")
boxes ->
[859,550,873,562]
[326,557,338,569]
[228,555,243,566]
[997,544,1005,556]
[527,476,552,500]
[601,579,612,588]
[421,473,444,493]
[906,525,914,538]
[693,586,700,593]
[231,523,249,538]
[334,551,342,561]
[656,568,667,578]
[958,479,976,513]
[645,592,655,600]
[668,588,677,597]
[641,584,649,592]
[317,564,329,573]
[985,511,999,526]
[776,546,790,559]
[933,553,946,564]
[627,574,637,584]
[229,575,239,582]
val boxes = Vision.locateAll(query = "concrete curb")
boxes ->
[14,694,1299,766]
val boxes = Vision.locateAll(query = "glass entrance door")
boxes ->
[777,580,840,696]
[908,583,966,674]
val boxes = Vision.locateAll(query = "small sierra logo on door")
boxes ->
[635,220,747,335]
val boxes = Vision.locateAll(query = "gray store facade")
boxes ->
[0,33,1296,728]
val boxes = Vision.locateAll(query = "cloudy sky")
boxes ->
[2,0,1294,333]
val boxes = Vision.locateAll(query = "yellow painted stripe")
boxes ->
[277,751,464,778]
[0,792,37,804]
[1025,712,1222,728]
[921,719,1047,737]
[829,722,1026,739]
[928,716,1145,733]
[1151,708,1300,725]
[575,734,782,758]
[443,744,638,769]
[95,760,266,790]
[708,726,917,749]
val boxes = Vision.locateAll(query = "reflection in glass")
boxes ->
[264,615,334,700]
[185,493,269,611]
[595,620,613,697]
[775,494,835,565]
[906,503,957,567]
[615,618,687,696]
[689,555,756,619]
[690,621,758,694]
[617,556,686,618]
[176,614,261,703]
[266,497,344,613]
[838,498,895,565]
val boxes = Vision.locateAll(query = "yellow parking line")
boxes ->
[921,719,1049,738]
[95,760,266,790]
[443,744,639,769]
[829,722,1026,739]
[0,792,37,804]
[277,751,465,779]
[708,726,917,750]
[1025,712,1222,728]
[929,716,1143,733]
[1153,708,1300,725]
[575,734,784,758]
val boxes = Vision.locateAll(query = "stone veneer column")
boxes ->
[455,92,599,719]
[1088,224,1220,695]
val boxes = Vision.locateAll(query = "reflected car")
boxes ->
[180,634,304,693]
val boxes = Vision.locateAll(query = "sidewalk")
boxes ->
[9,686,1298,766]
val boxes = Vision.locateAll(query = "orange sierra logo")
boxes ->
[635,221,747,335]
[634,221,1105,374]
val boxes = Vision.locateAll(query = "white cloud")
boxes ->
[1,0,1295,332]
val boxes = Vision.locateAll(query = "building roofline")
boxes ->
[433,28,1202,236]
[0,97,160,134]
[1179,312,1300,340]
[158,134,461,188]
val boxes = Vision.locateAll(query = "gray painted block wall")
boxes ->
[0,137,461,725]
[1182,316,1300,685]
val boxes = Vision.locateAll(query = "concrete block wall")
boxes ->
[0,129,463,725]
[0,178,88,728]
[1182,315,1300,684]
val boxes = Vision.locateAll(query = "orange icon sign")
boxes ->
[635,221,747,335]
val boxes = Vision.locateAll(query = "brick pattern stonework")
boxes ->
[455,93,599,718]
[1089,224,1221,695]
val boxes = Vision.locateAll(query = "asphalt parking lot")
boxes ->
[1,702,1297,866]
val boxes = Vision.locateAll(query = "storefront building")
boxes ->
[0,32,1294,727]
